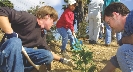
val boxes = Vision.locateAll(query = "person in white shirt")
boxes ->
[88,0,104,44]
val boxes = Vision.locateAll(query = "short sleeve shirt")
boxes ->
[0,7,50,50]
[123,10,133,37]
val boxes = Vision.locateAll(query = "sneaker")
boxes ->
[92,40,97,44]
[89,40,93,44]
[62,58,74,67]
[105,44,110,47]
[61,50,70,59]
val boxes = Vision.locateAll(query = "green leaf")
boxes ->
[88,65,96,72]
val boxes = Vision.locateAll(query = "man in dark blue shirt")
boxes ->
[101,2,133,72]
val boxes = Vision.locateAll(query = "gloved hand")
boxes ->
[72,31,76,38]
[6,32,18,39]
[118,38,123,46]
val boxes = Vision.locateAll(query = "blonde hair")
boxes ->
[36,6,58,22]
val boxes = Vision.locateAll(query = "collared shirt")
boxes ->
[56,8,74,32]
[0,7,50,50]
[123,10,133,37]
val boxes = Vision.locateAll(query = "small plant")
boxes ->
[72,39,96,72]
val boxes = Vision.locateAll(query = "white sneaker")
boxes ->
[62,58,74,67]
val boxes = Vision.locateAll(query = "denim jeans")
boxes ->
[24,47,53,65]
[0,37,53,72]
[57,27,75,51]
[105,24,122,44]
[0,37,24,72]
[99,31,103,39]
[24,47,53,72]
[116,44,133,72]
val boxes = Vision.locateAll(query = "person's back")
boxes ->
[0,6,75,72]
[0,7,49,49]
[88,0,104,12]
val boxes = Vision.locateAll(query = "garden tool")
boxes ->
[22,47,50,72]
[22,46,40,70]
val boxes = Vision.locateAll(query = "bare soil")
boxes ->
[0,32,122,72]
[48,39,122,72]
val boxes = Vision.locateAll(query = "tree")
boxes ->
[0,0,14,8]
[27,2,45,15]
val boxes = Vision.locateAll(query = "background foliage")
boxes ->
[0,0,14,8]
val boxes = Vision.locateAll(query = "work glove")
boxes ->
[118,38,123,46]
[72,32,76,38]
[6,32,18,39]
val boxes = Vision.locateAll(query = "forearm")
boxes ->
[0,16,13,34]
[122,34,133,44]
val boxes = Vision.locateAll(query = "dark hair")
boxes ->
[103,2,130,20]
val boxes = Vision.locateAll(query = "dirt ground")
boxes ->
[0,32,121,72]
[48,38,122,72]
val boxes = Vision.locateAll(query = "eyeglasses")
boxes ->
[106,17,114,25]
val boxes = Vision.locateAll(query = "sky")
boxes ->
[9,0,65,17]
[9,0,133,18]
[121,0,133,10]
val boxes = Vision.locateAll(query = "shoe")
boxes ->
[61,50,67,56]
[61,50,70,59]
[105,44,110,47]
[89,40,93,44]
[92,40,97,44]
[62,58,74,67]
[61,50,66,54]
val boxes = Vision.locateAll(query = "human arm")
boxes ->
[0,7,18,39]
[101,61,116,72]
[99,0,104,12]
[0,16,18,39]
[121,34,133,44]
[64,11,76,37]
[117,34,133,46]
[101,55,119,72]
[0,16,13,34]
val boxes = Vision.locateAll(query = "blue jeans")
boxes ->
[57,27,75,51]
[24,47,53,72]
[105,24,122,44]
[0,37,24,72]
[99,31,103,39]
[0,37,53,72]
[116,44,133,72]
[24,47,53,65]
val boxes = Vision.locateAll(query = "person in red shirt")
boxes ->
[56,0,76,55]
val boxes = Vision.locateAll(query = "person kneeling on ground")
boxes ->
[0,6,74,72]
[101,2,133,72]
